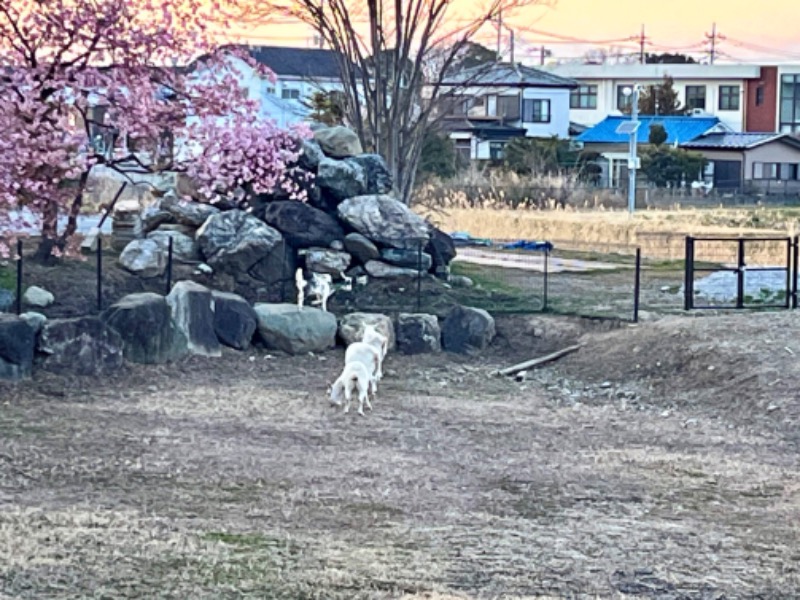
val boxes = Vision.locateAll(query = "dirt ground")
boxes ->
[2,312,799,598]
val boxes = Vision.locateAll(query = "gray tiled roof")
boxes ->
[248,46,347,79]
[442,62,577,88]
[682,132,800,150]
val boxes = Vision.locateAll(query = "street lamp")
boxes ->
[622,85,641,214]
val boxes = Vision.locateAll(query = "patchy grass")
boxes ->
[0,262,14,291]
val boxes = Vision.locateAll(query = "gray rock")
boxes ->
[38,316,124,375]
[314,126,363,158]
[19,312,46,334]
[337,195,430,248]
[441,305,496,355]
[155,223,198,235]
[316,157,367,202]
[119,239,167,278]
[450,275,474,288]
[147,230,201,263]
[212,291,258,350]
[140,208,174,235]
[0,315,35,380]
[380,248,433,271]
[0,289,14,312]
[23,285,54,308]
[364,260,421,279]
[305,248,351,277]
[396,313,441,354]
[330,240,344,251]
[347,154,393,194]
[338,312,396,350]
[426,226,457,272]
[160,190,220,227]
[253,303,337,355]
[103,293,188,364]
[299,139,326,171]
[196,210,288,284]
[261,201,344,249]
[166,281,221,357]
[344,233,380,264]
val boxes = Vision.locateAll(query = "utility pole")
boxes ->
[707,22,717,64]
[627,86,640,214]
[509,29,515,64]
[639,24,646,64]
[496,9,503,61]
[540,45,546,66]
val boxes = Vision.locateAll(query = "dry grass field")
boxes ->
[2,312,799,598]
[419,204,800,264]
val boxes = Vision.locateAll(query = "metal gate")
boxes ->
[684,236,799,310]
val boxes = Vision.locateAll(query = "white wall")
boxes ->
[520,87,571,138]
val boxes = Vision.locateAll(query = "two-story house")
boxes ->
[438,63,577,163]
[247,45,349,109]
[544,62,800,135]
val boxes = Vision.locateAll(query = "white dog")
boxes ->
[296,268,334,312]
[329,361,374,416]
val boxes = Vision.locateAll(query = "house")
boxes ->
[247,45,350,108]
[680,132,800,192]
[437,62,577,162]
[544,63,800,133]
[576,115,730,187]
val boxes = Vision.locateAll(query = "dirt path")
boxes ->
[1,313,799,598]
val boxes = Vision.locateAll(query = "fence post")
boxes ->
[786,237,793,309]
[793,235,799,309]
[165,236,174,295]
[542,248,549,311]
[633,247,641,323]
[96,235,103,312]
[15,239,23,316]
[416,239,422,313]
[736,238,746,309]
[683,236,694,311]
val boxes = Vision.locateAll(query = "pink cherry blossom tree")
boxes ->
[0,0,309,260]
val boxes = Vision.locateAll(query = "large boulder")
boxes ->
[337,195,430,248]
[441,305,496,355]
[140,207,173,236]
[316,157,367,202]
[23,285,54,308]
[253,303,337,355]
[196,210,290,284]
[344,233,380,264]
[347,154,393,195]
[426,227,457,275]
[103,293,188,364]
[305,248,351,277]
[37,316,124,375]
[364,260,421,279]
[166,281,220,357]
[119,239,167,278]
[160,190,220,227]
[298,139,326,171]
[314,126,363,158]
[212,291,258,350]
[380,248,433,271]
[0,315,35,380]
[147,230,201,263]
[337,312,396,350]
[261,201,344,249]
[19,312,46,335]
[396,313,441,354]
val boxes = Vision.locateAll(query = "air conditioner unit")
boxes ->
[691,108,705,116]
[569,140,584,151]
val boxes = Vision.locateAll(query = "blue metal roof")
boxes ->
[577,115,723,145]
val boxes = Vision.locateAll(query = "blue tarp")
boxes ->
[450,231,493,247]
[502,240,554,252]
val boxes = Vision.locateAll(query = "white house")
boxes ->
[438,62,577,162]
[544,63,763,132]
[247,46,349,111]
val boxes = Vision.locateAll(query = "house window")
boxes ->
[719,85,740,110]
[756,85,765,106]
[570,84,598,109]
[685,85,706,110]
[754,162,779,179]
[281,89,301,100]
[780,74,800,133]
[522,99,550,123]
[489,141,505,160]
[616,86,633,111]
[454,139,472,167]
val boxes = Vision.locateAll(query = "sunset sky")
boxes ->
[226,0,800,65]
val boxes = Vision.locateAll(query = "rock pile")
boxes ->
[115,125,456,302]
